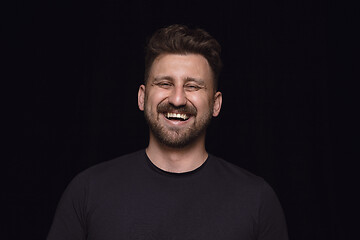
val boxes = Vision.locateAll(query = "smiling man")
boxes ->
[138,53,222,173]
[48,25,288,240]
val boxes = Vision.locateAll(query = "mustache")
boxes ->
[157,102,197,116]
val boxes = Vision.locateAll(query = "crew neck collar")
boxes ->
[143,149,210,177]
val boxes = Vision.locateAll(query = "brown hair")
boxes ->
[144,24,222,90]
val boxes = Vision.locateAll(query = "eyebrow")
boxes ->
[153,76,174,82]
[153,76,205,86]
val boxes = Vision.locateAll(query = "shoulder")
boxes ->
[85,150,144,174]
[208,155,277,198]
[209,155,264,184]
[209,154,285,211]
[69,149,146,188]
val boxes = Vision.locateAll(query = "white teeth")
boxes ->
[165,113,189,120]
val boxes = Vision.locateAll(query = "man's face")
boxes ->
[138,54,222,148]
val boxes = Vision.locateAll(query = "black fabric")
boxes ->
[47,150,288,240]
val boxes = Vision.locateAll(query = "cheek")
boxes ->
[146,91,167,109]
[188,94,212,111]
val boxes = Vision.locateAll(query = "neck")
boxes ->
[146,134,208,173]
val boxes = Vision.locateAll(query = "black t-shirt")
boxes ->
[47,150,288,240]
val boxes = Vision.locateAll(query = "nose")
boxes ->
[168,86,187,107]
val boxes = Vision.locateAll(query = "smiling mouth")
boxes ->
[164,113,190,121]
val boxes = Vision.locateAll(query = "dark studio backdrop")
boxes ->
[3,0,356,239]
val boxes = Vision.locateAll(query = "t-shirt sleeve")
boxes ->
[257,181,289,240]
[47,173,88,240]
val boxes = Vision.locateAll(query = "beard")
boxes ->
[144,101,213,148]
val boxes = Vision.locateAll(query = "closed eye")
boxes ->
[185,85,202,91]
[156,82,172,88]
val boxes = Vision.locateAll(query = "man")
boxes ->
[47,24,288,240]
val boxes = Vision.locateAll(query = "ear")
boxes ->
[138,84,146,111]
[212,91,222,117]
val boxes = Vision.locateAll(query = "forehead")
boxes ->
[149,54,213,84]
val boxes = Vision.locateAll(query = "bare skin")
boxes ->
[138,54,222,173]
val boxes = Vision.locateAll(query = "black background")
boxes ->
[3,0,357,239]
